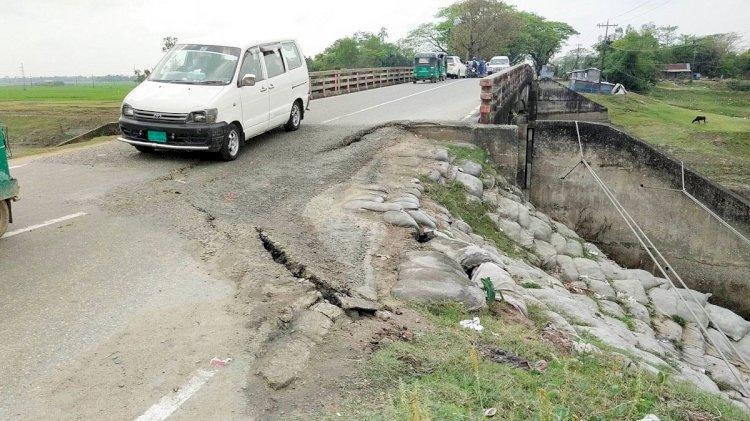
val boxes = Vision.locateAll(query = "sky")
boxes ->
[2,0,749,77]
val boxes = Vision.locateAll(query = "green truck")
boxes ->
[0,124,19,237]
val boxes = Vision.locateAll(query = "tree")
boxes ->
[506,11,577,72]
[402,22,451,53]
[162,36,178,52]
[602,29,660,91]
[668,32,743,78]
[308,30,413,71]
[439,0,520,60]
[402,0,576,65]
[551,47,598,76]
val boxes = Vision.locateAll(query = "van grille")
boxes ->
[133,109,189,123]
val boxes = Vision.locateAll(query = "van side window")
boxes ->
[281,42,302,69]
[263,49,285,79]
[239,48,265,82]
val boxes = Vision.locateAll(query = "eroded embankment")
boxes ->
[296,123,750,417]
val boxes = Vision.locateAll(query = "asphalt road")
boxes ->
[0,78,480,420]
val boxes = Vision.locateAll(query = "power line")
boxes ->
[610,0,653,19]
[597,20,619,86]
[621,0,675,24]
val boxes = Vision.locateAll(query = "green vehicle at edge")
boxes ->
[413,52,447,83]
[0,124,20,237]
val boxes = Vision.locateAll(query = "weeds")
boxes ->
[421,179,522,257]
[330,303,743,420]
[480,277,496,303]
[671,314,687,327]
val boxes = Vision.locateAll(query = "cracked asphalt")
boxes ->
[0,78,480,419]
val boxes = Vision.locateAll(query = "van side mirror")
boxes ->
[241,74,256,87]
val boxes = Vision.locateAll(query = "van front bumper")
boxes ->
[118,117,227,152]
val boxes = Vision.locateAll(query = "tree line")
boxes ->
[307,0,576,72]
[552,25,750,91]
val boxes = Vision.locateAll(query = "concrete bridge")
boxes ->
[1,62,749,418]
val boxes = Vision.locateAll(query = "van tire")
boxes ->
[0,200,9,238]
[219,124,241,161]
[284,101,302,132]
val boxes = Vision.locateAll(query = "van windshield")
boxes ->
[490,57,509,65]
[149,44,241,85]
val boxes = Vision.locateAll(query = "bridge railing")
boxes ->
[479,63,536,124]
[309,67,413,99]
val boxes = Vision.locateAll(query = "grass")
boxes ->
[584,80,750,199]
[0,83,135,152]
[423,179,522,258]
[422,144,528,258]
[0,83,136,102]
[324,302,746,420]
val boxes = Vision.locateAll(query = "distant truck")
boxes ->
[0,124,19,237]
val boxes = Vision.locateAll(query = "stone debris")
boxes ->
[335,137,750,409]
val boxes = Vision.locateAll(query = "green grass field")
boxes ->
[0,83,136,101]
[585,81,750,200]
[0,83,135,154]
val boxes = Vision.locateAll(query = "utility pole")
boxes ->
[574,43,582,69]
[597,20,618,88]
[19,62,26,90]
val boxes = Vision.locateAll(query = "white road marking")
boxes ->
[9,163,29,169]
[134,369,216,421]
[1,212,88,238]
[321,81,460,124]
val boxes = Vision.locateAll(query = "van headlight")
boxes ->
[122,104,134,117]
[189,108,218,124]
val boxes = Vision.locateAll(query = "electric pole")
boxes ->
[574,43,582,69]
[597,20,618,87]
[19,62,26,90]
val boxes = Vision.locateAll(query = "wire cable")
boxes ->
[573,121,750,395]
[611,0,654,20]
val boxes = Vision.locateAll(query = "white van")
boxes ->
[119,39,310,160]
[487,56,511,75]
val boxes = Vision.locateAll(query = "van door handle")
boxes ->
[268,84,275,90]
[260,86,268,92]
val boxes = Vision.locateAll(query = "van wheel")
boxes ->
[219,124,241,161]
[0,200,9,238]
[284,101,302,132]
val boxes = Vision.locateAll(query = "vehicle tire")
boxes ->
[284,101,302,132]
[134,145,156,154]
[431,77,437,83]
[0,200,9,238]
[413,80,417,84]
[219,124,241,161]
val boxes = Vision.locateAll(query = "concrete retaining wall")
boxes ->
[534,80,609,123]
[529,121,750,316]
[406,122,520,183]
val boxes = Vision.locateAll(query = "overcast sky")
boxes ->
[2,0,748,77]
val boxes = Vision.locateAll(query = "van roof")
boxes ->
[178,37,300,51]
[491,56,509,60]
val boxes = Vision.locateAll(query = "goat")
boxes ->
[692,115,707,124]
